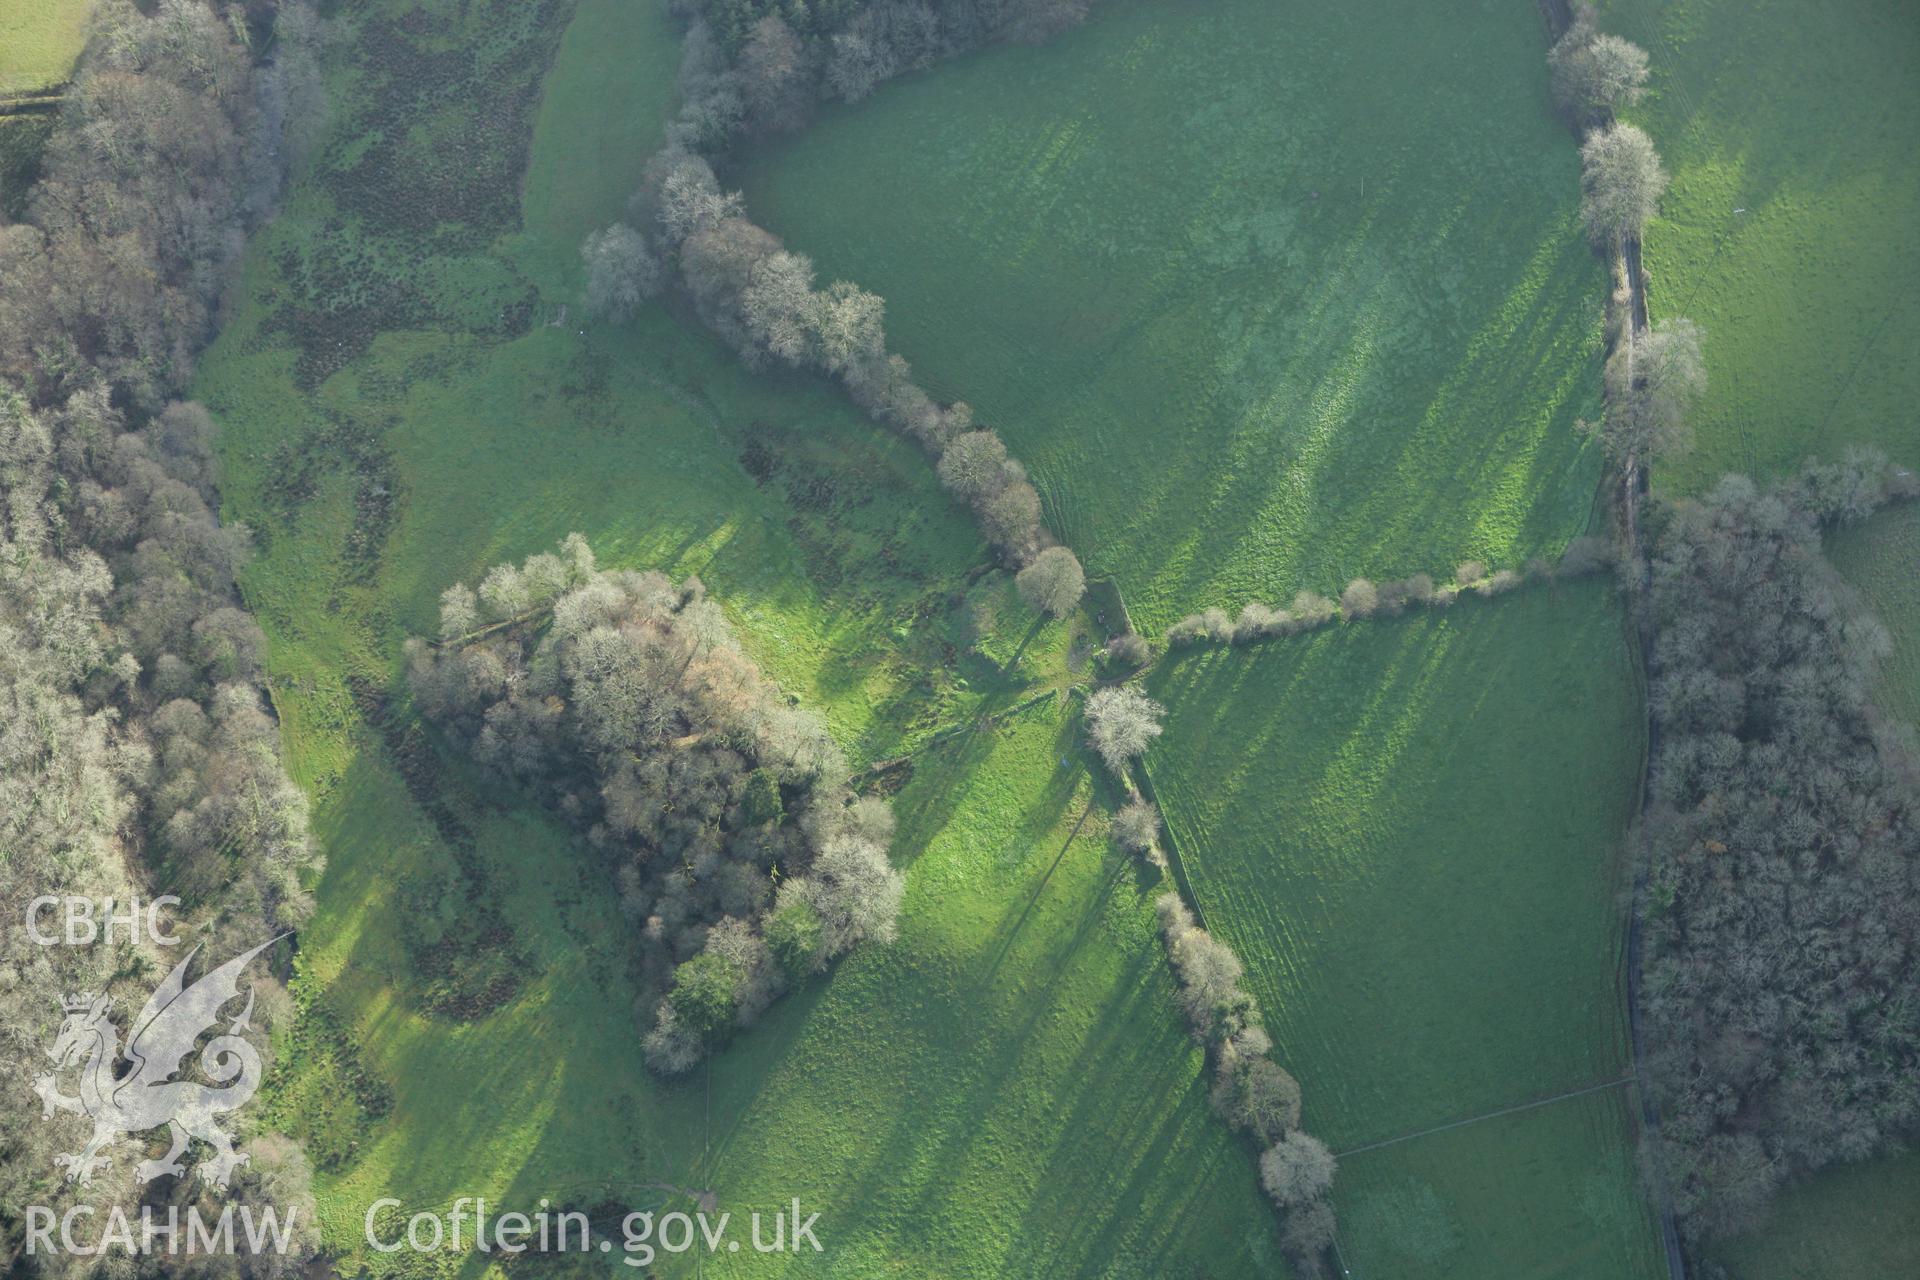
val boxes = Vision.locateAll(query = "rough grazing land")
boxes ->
[1602,0,1920,494]
[736,0,1610,631]
[199,0,1284,1272]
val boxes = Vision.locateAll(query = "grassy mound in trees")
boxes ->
[196,0,1289,1271]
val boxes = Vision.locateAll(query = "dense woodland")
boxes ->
[0,0,326,1271]
[1641,455,1920,1239]
[408,540,905,1073]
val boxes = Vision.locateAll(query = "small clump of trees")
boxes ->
[1156,895,1339,1270]
[408,537,906,1074]
[1639,452,1920,1239]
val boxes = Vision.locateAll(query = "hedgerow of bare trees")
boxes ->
[582,0,1104,579]
[0,1,326,1266]
[1161,544,1613,652]
[1639,454,1920,1239]
[1157,895,1339,1270]
[408,538,905,1074]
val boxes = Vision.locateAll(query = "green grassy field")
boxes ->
[1600,0,1920,495]
[1704,1149,1920,1280]
[1147,582,1665,1276]
[735,0,1609,631]
[1335,1085,1659,1279]
[196,0,1286,1272]
[1830,501,1920,729]
[0,0,89,95]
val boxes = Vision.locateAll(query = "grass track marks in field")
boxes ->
[736,0,1610,631]
[1150,582,1660,1274]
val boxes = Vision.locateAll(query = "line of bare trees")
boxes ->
[1156,896,1340,1271]
[0,1,327,1267]
[1077,687,1341,1271]
[580,1,1102,607]
[1159,543,1616,653]
[1550,7,1707,551]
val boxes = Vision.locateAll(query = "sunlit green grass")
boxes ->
[735,0,1608,630]
[1602,0,1920,493]
[1147,582,1662,1275]
[0,0,89,95]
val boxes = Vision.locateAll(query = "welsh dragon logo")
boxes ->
[33,938,281,1189]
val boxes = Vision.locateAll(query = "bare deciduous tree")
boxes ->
[1595,315,1705,468]
[582,223,661,322]
[1259,1132,1337,1208]
[1580,122,1667,248]
[1549,20,1649,121]
[1084,685,1163,775]
[1110,798,1161,856]
[1016,545,1084,618]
